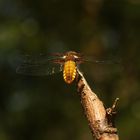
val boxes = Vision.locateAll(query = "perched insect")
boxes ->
[16,51,120,84]
[52,51,84,84]
[16,51,84,84]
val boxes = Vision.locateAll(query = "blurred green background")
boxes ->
[0,0,140,140]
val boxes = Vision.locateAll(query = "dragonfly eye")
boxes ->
[62,55,66,59]
[74,55,78,59]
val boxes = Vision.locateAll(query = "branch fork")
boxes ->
[77,70,119,140]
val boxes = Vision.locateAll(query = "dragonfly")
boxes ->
[16,51,119,84]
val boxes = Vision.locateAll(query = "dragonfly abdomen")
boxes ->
[63,60,77,84]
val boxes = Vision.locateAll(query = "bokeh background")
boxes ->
[0,0,140,140]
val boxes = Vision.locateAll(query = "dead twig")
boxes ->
[77,69,119,140]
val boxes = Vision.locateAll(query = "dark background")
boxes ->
[0,0,140,140]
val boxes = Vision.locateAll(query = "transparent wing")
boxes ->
[16,54,63,76]
[82,55,121,64]
[85,60,120,64]
[16,63,63,76]
[79,55,122,80]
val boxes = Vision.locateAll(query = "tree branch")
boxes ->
[77,69,119,140]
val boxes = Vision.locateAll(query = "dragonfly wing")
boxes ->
[85,60,120,64]
[16,53,65,76]
[18,53,59,64]
[16,62,63,76]
[82,54,121,64]
[46,63,63,75]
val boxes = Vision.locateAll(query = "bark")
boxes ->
[77,69,119,140]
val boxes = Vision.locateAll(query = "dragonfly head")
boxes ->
[63,51,83,64]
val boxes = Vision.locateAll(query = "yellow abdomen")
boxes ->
[63,60,77,84]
